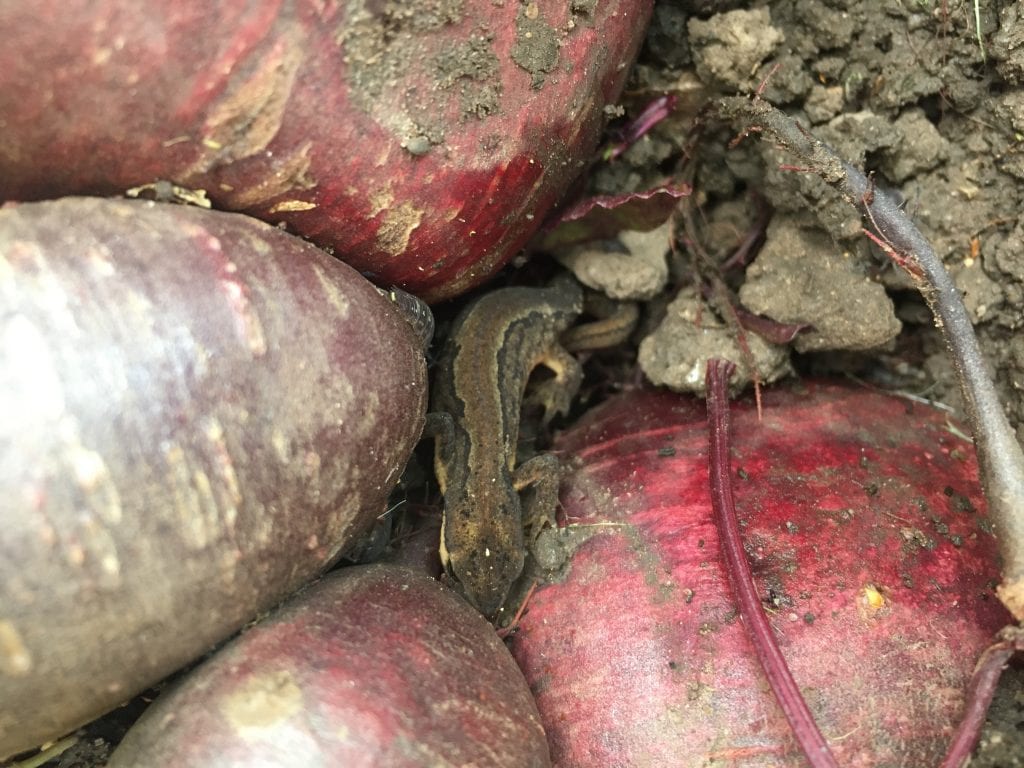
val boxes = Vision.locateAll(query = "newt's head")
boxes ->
[441,481,525,619]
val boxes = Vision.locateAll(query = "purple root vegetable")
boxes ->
[510,383,1009,767]
[0,197,427,758]
[107,564,551,768]
[0,1,653,302]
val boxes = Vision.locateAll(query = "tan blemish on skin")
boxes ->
[180,32,318,208]
[201,39,302,164]
[190,469,219,547]
[268,199,318,213]
[302,449,323,483]
[374,141,393,168]
[227,140,317,209]
[311,263,353,320]
[61,436,125,585]
[271,429,291,464]
[91,46,113,66]
[66,542,85,567]
[76,512,122,585]
[350,389,380,440]
[223,670,303,730]
[165,442,221,550]
[368,188,395,217]
[202,416,242,533]
[0,621,32,676]
[441,202,465,224]
[376,202,423,256]
[220,546,243,572]
[69,442,123,526]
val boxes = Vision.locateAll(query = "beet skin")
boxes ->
[0,198,427,759]
[0,1,653,302]
[108,564,551,768]
[510,383,1010,767]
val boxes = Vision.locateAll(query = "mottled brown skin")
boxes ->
[431,278,584,617]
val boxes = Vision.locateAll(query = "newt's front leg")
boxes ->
[513,453,564,547]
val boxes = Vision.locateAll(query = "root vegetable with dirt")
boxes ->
[0,0,652,302]
[716,93,1024,625]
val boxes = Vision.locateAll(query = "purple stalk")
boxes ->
[604,94,678,160]
[939,626,1024,768]
[716,96,1024,621]
[705,359,839,768]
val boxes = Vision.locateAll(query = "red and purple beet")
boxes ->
[0,1,653,302]
[107,564,551,768]
[510,382,1009,767]
[0,197,428,759]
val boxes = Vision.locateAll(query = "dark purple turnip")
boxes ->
[107,564,550,768]
[0,197,427,758]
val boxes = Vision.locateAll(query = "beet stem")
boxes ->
[705,359,839,768]
[939,626,1024,768]
[605,94,677,160]
[716,95,1024,622]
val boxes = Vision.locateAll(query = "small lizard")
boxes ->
[428,276,586,618]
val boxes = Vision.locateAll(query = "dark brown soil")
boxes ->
[605,1,1024,438]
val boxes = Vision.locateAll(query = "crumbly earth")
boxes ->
[608,0,1024,445]
[11,2,1024,766]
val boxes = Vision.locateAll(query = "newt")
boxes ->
[429,275,637,617]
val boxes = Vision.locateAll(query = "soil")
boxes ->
[8,1,1024,766]
[599,1,1024,441]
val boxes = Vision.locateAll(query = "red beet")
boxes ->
[0,197,427,759]
[107,564,551,768]
[0,1,652,302]
[510,383,1009,766]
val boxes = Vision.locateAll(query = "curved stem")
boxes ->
[940,626,1024,768]
[717,95,1024,621]
[706,359,839,768]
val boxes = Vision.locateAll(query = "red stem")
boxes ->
[939,626,1024,768]
[705,359,839,768]
[605,94,678,160]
